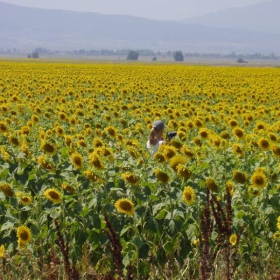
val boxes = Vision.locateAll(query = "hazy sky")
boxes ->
[2,0,270,20]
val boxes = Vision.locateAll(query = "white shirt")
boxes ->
[146,140,165,155]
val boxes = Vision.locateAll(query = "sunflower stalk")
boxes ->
[54,219,79,280]
[104,213,124,279]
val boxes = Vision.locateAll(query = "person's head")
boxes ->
[148,120,165,146]
[152,120,165,132]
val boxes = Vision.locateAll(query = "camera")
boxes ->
[166,131,177,141]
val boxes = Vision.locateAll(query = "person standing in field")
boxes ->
[146,120,165,155]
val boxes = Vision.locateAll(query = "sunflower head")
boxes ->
[89,152,105,170]
[205,178,218,192]
[248,185,261,196]
[41,141,56,155]
[163,146,177,160]
[226,181,234,196]
[181,146,195,159]
[273,231,280,240]
[233,127,245,139]
[251,171,267,189]
[198,128,209,139]
[229,234,237,246]
[9,135,20,146]
[17,225,32,248]
[233,170,247,184]
[233,143,244,157]
[169,139,183,149]
[115,198,135,216]
[0,244,5,258]
[62,183,75,194]
[20,195,33,205]
[0,121,8,133]
[154,168,169,183]
[44,188,63,204]
[177,164,192,179]
[84,170,102,182]
[153,152,165,163]
[272,145,280,159]
[0,183,13,197]
[257,137,270,151]
[122,173,138,185]
[169,155,187,172]
[183,186,195,206]
[71,152,83,169]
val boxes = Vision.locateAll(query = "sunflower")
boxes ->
[17,225,32,247]
[251,170,267,189]
[169,155,187,171]
[248,185,261,196]
[273,231,280,239]
[272,145,280,159]
[205,178,218,192]
[115,198,135,216]
[104,126,117,138]
[163,146,177,160]
[220,131,230,140]
[0,183,13,197]
[122,173,138,185]
[84,170,102,182]
[154,169,169,183]
[61,183,74,193]
[71,152,83,169]
[153,152,165,163]
[233,170,247,184]
[31,114,39,123]
[193,137,202,146]
[59,112,67,121]
[20,195,32,205]
[89,153,105,169]
[277,216,280,230]
[182,186,195,206]
[38,155,55,172]
[100,147,114,161]
[187,121,194,129]
[255,121,267,131]
[177,164,192,178]
[44,188,63,204]
[194,118,203,127]
[181,146,195,159]
[228,119,238,127]
[128,147,138,158]
[226,181,234,195]
[170,139,183,149]
[198,128,209,139]
[269,133,278,142]
[233,143,244,157]
[0,244,4,258]
[0,121,8,133]
[232,127,245,140]
[229,234,237,246]
[257,137,270,151]
[9,135,20,146]
[77,139,87,147]
[41,141,56,155]
[210,136,222,149]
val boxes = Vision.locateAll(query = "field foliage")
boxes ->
[0,60,280,279]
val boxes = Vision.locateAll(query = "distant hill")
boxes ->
[0,1,280,54]
[183,0,280,35]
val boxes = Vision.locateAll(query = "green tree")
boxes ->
[174,50,184,61]
[126,51,139,61]
[31,51,39,58]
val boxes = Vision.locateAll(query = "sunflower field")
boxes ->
[0,60,280,279]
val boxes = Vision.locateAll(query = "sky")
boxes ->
[1,0,270,20]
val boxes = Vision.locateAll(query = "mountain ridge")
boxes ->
[0,1,279,54]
